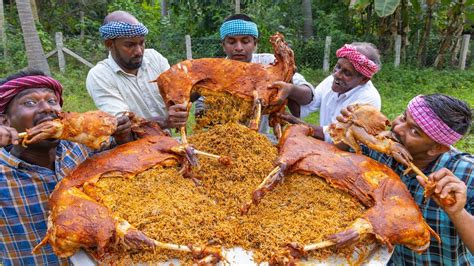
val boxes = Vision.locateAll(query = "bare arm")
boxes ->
[277,113,325,140]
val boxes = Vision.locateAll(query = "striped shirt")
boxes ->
[361,145,474,265]
[0,141,94,265]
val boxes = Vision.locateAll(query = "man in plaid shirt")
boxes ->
[0,70,133,265]
[338,94,473,265]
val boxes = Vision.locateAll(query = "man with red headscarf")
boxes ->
[0,70,132,265]
[338,94,473,265]
[283,42,382,142]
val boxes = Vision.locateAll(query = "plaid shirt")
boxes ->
[361,145,474,265]
[0,141,94,265]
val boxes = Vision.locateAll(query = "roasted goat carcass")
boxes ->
[32,124,223,264]
[329,104,456,206]
[155,32,295,139]
[243,124,440,264]
[20,110,117,149]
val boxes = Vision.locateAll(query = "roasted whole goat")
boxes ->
[20,110,117,149]
[155,32,295,138]
[32,124,223,264]
[329,104,456,206]
[243,124,440,263]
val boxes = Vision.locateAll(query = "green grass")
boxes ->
[53,65,474,153]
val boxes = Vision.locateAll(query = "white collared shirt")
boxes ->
[86,49,170,119]
[300,75,381,141]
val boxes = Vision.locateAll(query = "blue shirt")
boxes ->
[361,145,474,265]
[0,141,94,265]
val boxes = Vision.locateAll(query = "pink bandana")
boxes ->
[407,95,462,146]
[336,44,379,78]
[0,75,63,113]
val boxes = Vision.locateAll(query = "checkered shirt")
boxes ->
[360,145,474,265]
[0,141,95,265]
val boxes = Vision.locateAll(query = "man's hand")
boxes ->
[0,125,20,147]
[269,81,295,106]
[336,104,357,123]
[163,103,189,129]
[416,168,467,216]
[113,114,133,144]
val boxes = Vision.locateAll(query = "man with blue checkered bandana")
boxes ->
[87,11,188,130]
[194,14,314,134]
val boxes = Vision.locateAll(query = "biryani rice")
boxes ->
[92,123,368,264]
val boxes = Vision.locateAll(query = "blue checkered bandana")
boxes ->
[99,21,149,40]
[219,19,259,40]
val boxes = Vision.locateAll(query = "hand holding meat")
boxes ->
[22,110,118,149]
[112,114,133,144]
[417,168,467,214]
[332,104,456,206]
[0,125,20,146]
[163,103,188,129]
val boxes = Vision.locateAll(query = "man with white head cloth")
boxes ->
[283,42,383,142]
[87,10,188,129]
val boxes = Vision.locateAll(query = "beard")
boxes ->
[122,57,143,70]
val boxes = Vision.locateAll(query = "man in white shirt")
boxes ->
[195,14,314,134]
[86,11,188,129]
[293,42,382,142]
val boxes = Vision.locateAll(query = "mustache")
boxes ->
[33,112,59,126]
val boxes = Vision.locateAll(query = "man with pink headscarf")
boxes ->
[338,94,473,265]
[0,70,133,265]
[294,42,382,142]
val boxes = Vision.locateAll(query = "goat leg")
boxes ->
[241,164,285,215]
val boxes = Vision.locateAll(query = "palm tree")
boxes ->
[16,0,50,74]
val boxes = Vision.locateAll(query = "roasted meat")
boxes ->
[243,124,440,263]
[22,110,117,149]
[155,32,295,139]
[32,129,223,263]
[329,104,456,206]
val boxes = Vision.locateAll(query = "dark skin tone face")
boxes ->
[331,58,370,94]
[6,88,61,133]
[105,36,145,75]
[0,88,61,169]
[391,110,449,168]
[222,35,257,62]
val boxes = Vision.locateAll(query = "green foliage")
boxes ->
[375,0,401,17]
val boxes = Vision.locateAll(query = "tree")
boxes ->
[302,0,314,40]
[15,0,50,74]
[161,0,167,17]
[0,0,6,58]
[434,0,467,68]
[416,0,436,66]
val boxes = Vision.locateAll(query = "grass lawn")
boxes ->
[55,65,474,153]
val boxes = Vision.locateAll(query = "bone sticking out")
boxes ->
[153,240,195,253]
[409,162,429,182]
[303,240,336,251]
[18,132,27,139]
[410,162,456,206]
[192,149,232,165]
[241,166,282,214]
[257,165,282,190]
[180,127,188,145]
